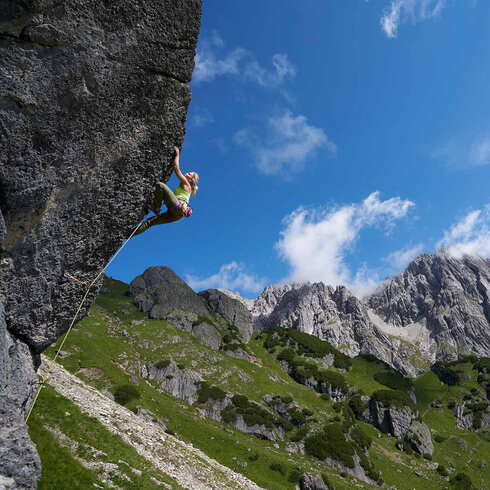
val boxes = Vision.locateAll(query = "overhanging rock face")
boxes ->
[1,0,201,351]
[0,0,202,486]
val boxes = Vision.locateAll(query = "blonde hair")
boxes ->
[190,172,199,196]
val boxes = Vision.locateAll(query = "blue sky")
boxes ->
[108,0,490,298]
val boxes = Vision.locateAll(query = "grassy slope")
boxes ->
[28,384,182,489]
[33,277,490,489]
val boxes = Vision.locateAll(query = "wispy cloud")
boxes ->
[234,112,336,176]
[185,262,268,294]
[431,134,490,169]
[437,207,490,258]
[190,108,214,128]
[275,191,415,296]
[193,31,295,88]
[384,243,424,269]
[380,0,447,38]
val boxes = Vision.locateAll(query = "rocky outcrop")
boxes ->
[368,252,490,363]
[130,267,208,319]
[300,473,329,490]
[367,398,417,439]
[288,370,347,402]
[406,419,434,456]
[0,1,201,485]
[360,396,433,455]
[142,360,202,404]
[453,402,490,431]
[0,301,41,487]
[199,289,253,342]
[231,416,285,442]
[165,311,222,349]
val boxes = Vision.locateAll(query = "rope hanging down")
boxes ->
[25,221,143,423]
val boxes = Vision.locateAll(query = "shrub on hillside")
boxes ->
[350,426,372,450]
[432,362,463,386]
[304,423,356,468]
[196,382,227,404]
[269,462,287,475]
[113,385,141,406]
[349,394,367,417]
[289,410,306,426]
[371,389,416,410]
[437,464,449,477]
[434,434,446,443]
[358,353,383,364]
[449,472,474,489]
[277,348,295,363]
[290,426,309,442]
[288,469,302,482]
[373,370,413,391]
[155,359,170,369]
[231,394,249,408]
[473,357,490,373]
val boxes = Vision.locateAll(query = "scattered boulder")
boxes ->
[300,472,328,490]
[406,420,434,456]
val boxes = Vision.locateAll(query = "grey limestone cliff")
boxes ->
[0,0,201,486]
[252,282,420,376]
[248,252,490,376]
[367,252,490,364]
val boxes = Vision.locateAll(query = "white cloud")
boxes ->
[384,243,424,269]
[185,262,268,294]
[234,112,336,176]
[431,134,490,169]
[193,32,295,88]
[275,191,415,296]
[437,207,490,258]
[190,109,214,128]
[380,0,447,38]
[471,137,490,166]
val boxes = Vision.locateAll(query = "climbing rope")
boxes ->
[24,221,143,423]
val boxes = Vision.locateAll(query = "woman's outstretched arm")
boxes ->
[172,146,191,192]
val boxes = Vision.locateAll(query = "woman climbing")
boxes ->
[129,146,199,237]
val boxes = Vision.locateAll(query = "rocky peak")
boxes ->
[130,266,208,318]
[367,252,490,361]
[251,283,296,330]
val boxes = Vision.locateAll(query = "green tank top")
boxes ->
[173,185,190,204]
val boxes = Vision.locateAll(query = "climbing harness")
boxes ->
[24,221,144,423]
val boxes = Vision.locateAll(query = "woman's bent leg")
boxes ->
[154,182,178,210]
[130,211,182,237]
